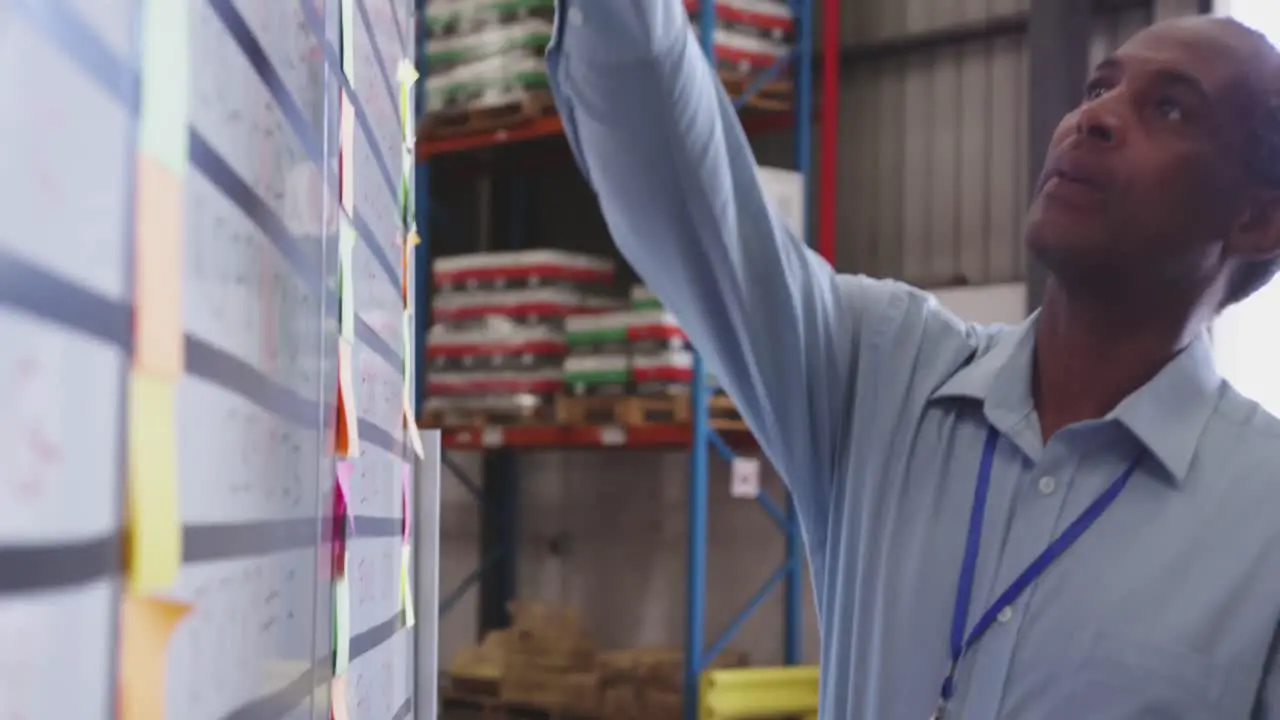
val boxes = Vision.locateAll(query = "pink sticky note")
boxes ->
[401,462,411,541]
[336,460,356,535]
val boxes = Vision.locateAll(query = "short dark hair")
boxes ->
[1223,29,1280,308]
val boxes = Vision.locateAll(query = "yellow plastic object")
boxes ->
[699,665,819,720]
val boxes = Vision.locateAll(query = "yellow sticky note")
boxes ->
[337,338,360,457]
[408,228,421,247]
[397,60,417,145]
[400,544,416,628]
[119,595,190,720]
[338,217,356,342]
[134,157,185,377]
[332,675,352,720]
[138,0,190,173]
[127,371,182,593]
[334,572,352,674]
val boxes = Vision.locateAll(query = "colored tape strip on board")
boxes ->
[126,371,183,594]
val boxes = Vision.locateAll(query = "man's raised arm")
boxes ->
[546,0,913,550]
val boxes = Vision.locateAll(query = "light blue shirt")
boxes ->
[546,1,1280,717]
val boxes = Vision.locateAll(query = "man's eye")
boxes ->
[1083,81,1109,101]
[1155,96,1184,121]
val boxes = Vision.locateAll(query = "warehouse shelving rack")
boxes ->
[412,1,840,717]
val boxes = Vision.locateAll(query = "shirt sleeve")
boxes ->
[546,0,927,555]
[1255,630,1280,719]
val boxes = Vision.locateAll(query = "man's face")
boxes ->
[1024,18,1260,294]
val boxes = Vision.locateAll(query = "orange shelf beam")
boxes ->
[417,114,565,159]
[430,422,756,452]
[416,109,794,160]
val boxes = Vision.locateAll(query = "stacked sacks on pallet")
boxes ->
[599,648,750,720]
[420,0,557,135]
[424,250,621,425]
[562,285,710,400]
[684,0,795,109]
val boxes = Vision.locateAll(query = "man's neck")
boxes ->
[1033,281,1203,441]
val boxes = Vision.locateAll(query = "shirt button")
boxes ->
[567,6,584,25]
[997,606,1014,624]
[1037,475,1057,495]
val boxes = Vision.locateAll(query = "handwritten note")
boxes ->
[133,156,185,377]
[127,370,182,593]
[120,595,191,720]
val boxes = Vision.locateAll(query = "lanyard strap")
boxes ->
[939,426,1142,706]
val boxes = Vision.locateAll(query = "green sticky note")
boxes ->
[334,572,351,674]
[339,217,356,341]
[340,0,356,81]
[139,0,190,172]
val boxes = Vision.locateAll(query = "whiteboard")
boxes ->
[0,0,421,717]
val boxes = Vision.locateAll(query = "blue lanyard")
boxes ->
[932,426,1142,720]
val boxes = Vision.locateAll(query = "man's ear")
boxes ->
[1231,190,1280,261]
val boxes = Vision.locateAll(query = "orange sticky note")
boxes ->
[331,675,351,720]
[119,595,190,720]
[336,338,360,457]
[134,156,185,377]
[126,371,182,593]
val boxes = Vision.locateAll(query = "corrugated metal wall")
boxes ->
[836,1,1159,285]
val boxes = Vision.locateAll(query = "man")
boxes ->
[548,4,1280,718]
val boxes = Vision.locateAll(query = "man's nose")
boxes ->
[1075,97,1124,146]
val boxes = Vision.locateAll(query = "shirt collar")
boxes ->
[930,315,1221,485]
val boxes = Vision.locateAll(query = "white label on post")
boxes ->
[481,427,504,448]
[730,457,762,499]
[599,426,626,446]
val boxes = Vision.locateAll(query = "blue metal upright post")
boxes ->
[783,0,814,668]
[685,359,710,720]
[684,8,717,720]
[414,1,430,411]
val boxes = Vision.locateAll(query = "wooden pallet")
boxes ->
[719,70,793,111]
[424,91,555,139]
[555,393,745,429]
[441,692,599,720]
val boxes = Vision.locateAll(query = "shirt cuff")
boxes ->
[552,0,688,62]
